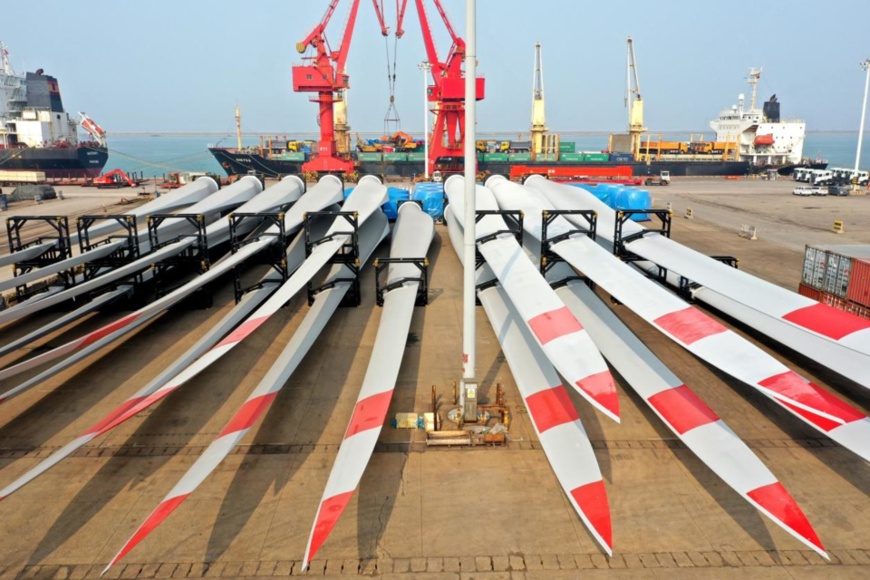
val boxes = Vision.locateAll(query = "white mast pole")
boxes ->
[853,59,870,190]
[419,61,431,179]
[461,0,477,411]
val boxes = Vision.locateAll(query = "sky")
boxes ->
[4,0,870,135]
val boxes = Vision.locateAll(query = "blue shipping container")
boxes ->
[610,153,634,164]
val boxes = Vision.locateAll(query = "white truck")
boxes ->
[644,170,671,186]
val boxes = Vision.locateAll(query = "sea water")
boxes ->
[104,132,870,178]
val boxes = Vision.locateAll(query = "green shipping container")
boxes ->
[407,152,426,161]
[559,152,584,162]
[583,153,610,162]
[358,152,383,162]
[274,152,306,161]
[508,153,532,162]
[384,152,408,162]
[558,142,576,153]
[483,153,509,162]
[536,153,558,162]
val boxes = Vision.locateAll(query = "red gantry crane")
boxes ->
[294,1,400,175]
[411,0,485,175]
[293,0,364,175]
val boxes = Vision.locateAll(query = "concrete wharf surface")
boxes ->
[0,177,868,578]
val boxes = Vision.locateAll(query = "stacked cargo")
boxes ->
[582,152,610,162]
[273,152,306,161]
[558,142,576,153]
[508,152,532,162]
[383,152,408,162]
[798,244,870,319]
[358,152,383,162]
[407,151,426,161]
[558,152,584,162]
[536,153,558,162]
[483,153,509,162]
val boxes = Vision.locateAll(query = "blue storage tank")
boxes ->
[612,187,651,221]
[412,181,445,220]
[566,182,610,204]
[595,183,621,205]
[382,187,410,221]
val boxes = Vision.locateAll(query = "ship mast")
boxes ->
[235,102,243,150]
[747,67,762,110]
[1,41,13,75]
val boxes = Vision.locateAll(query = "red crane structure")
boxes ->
[411,0,485,174]
[294,0,481,177]
[294,1,401,175]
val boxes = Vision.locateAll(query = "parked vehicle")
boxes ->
[792,186,814,196]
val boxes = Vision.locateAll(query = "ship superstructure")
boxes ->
[709,68,806,169]
[0,41,108,178]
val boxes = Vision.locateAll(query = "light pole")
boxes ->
[853,58,870,191]
[461,0,477,421]
[418,60,432,179]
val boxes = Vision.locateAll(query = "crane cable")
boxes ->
[383,11,401,136]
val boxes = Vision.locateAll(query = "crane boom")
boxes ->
[412,0,484,175]
[625,36,647,159]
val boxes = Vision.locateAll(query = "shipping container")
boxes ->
[406,151,426,161]
[582,153,610,162]
[536,153,558,162]
[559,142,576,153]
[610,153,634,164]
[383,152,408,162]
[273,152,306,161]
[798,283,870,320]
[558,152,584,162]
[847,258,870,308]
[803,244,870,302]
[358,152,383,162]
[798,282,823,301]
[507,153,532,162]
[483,153,509,162]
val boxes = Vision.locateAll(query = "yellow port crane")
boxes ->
[530,42,548,157]
[626,36,647,159]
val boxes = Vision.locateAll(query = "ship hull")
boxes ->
[0,146,108,178]
[211,147,755,179]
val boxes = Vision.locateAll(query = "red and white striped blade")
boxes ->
[103,212,389,572]
[0,179,344,401]
[444,177,619,422]
[0,285,131,359]
[489,177,870,459]
[444,206,612,554]
[0,223,322,501]
[304,203,434,566]
[0,309,162,404]
[556,279,827,558]
[526,175,870,390]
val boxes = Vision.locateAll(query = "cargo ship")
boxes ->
[210,69,823,180]
[0,42,108,179]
